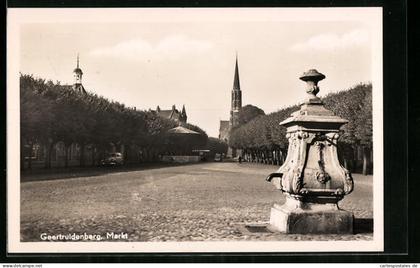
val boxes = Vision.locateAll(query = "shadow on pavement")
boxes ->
[353,218,373,233]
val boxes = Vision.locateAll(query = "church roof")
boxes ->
[157,110,174,119]
[156,105,187,122]
[73,83,87,94]
[73,67,83,74]
[73,54,83,74]
[167,126,200,135]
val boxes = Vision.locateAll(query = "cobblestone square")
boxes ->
[21,162,373,242]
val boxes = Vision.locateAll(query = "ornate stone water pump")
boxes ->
[266,69,354,234]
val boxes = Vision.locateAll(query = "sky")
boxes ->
[18,8,380,137]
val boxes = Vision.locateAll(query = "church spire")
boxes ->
[230,54,242,127]
[233,54,240,90]
[72,53,86,94]
[181,104,187,123]
[73,53,83,75]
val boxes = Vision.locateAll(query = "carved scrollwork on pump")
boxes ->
[325,132,339,146]
[297,131,317,144]
[312,140,331,184]
[343,169,354,194]
[335,188,344,196]
[297,131,308,139]
[299,188,309,195]
[315,170,331,184]
[291,168,303,194]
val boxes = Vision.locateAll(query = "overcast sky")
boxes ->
[18,8,380,137]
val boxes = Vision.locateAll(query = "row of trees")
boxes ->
[20,74,209,169]
[205,137,229,158]
[229,83,373,175]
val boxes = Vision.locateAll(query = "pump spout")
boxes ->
[265,173,283,182]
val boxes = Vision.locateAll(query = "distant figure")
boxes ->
[238,156,242,164]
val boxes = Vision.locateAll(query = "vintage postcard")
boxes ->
[7,7,383,253]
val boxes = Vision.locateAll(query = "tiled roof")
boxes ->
[167,126,200,134]
[73,84,87,94]
[157,110,174,119]
[156,106,186,123]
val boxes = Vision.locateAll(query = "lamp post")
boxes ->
[266,69,354,234]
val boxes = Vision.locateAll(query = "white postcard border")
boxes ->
[7,7,384,253]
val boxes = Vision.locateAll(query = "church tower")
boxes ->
[72,54,87,94]
[181,105,188,123]
[230,55,242,127]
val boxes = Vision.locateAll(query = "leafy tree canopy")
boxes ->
[237,104,265,126]
[229,83,372,150]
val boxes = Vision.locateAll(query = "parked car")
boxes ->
[100,152,124,166]
[214,153,222,162]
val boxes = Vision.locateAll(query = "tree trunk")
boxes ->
[91,146,96,166]
[362,147,368,175]
[79,143,85,167]
[45,142,54,169]
[49,143,54,168]
[139,148,143,163]
[124,145,129,164]
[145,148,150,162]
[28,143,33,170]
[64,145,69,168]
[353,145,358,173]
[44,145,48,169]
[20,145,25,171]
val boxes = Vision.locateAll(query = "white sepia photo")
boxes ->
[7,7,383,253]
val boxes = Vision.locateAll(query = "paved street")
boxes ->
[21,162,373,242]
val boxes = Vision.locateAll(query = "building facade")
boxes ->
[155,104,188,124]
[218,120,230,142]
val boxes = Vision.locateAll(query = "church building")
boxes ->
[155,104,188,124]
[219,55,242,143]
[72,54,87,94]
